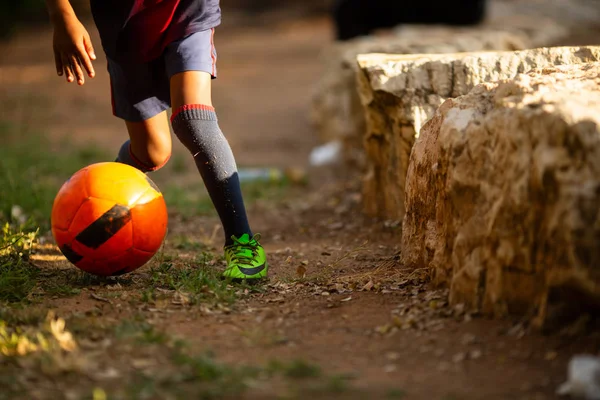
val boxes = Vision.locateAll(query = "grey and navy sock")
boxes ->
[170,104,252,245]
[115,140,169,173]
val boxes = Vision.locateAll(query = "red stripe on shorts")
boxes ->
[170,104,215,121]
[108,62,116,116]
[210,28,216,77]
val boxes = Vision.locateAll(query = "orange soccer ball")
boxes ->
[51,162,168,276]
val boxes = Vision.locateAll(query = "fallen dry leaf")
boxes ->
[49,317,77,352]
[296,265,307,278]
[469,349,483,360]
[92,367,120,381]
[452,352,466,363]
[171,291,191,306]
[131,358,157,369]
[375,324,394,335]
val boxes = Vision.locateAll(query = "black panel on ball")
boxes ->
[75,204,132,249]
[59,243,84,264]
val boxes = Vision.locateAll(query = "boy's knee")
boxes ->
[133,135,172,171]
[144,150,171,171]
[117,140,171,172]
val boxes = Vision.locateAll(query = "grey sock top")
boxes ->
[171,105,217,122]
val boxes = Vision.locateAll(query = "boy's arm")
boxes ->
[45,0,96,85]
[45,0,76,22]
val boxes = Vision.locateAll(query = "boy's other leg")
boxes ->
[116,111,172,172]
[169,71,252,245]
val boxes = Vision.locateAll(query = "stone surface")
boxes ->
[311,28,532,167]
[310,0,600,169]
[357,46,600,219]
[401,62,600,323]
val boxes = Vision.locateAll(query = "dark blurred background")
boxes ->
[0,0,335,38]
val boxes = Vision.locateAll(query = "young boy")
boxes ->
[44,0,268,280]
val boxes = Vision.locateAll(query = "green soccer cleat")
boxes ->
[223,233,268,280]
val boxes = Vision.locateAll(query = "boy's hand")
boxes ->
[52,15,96,85]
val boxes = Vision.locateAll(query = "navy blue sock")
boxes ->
[170,105,252,245]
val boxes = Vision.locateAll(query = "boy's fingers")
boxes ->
[84,35,96,60]
[77,46,95,78]
[71,55,85,85]
[54,49,63,76]
[61,54,74,83]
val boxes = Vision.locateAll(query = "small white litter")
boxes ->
[557,355,600,399]
[308,140,342,167]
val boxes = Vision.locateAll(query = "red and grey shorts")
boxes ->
[107,28,217,122]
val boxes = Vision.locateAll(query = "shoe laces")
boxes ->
[227,233,261,267]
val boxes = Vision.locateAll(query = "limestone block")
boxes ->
[357,46,600,219]
[312,29,530,166]
[311,0,600,169]
[401,62,600,322]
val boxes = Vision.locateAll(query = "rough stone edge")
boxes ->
[355,46,600,220]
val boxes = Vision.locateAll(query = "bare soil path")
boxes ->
[1,13,599,400]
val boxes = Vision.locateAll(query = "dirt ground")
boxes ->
[1,12,600,400]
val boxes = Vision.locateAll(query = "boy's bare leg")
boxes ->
[117,112,172,171]
[170,71,212,109]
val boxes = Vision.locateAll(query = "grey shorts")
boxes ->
[108,29,217,122]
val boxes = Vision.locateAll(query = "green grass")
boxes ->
[0,223,38,302]
[0,223,90,303]
[268,359,322,379]
[387,388,408,399]
[113,316,169,344]
[0,304,47,326]
[40,281,82,297]
[147,339,342,400]
[143,253,245,306]
[172,234,212,251]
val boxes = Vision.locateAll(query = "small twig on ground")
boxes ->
[90,293,112,304]
[0,234,28,252]
[208,224,221,246]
